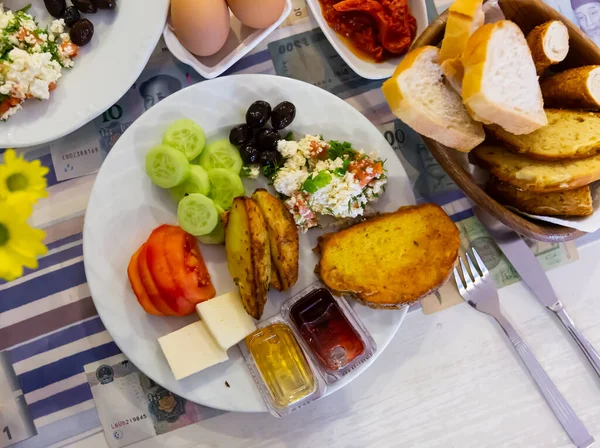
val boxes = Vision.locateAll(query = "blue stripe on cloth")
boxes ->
[417,189,466,207]
[451,208,474,222]
[0,245,83,287]
[46,232,83,250]
[0,261,87,313]
[226,49,271,75]
[28,383,93,420]
[19,342,121,394]
[9,317,105,363]
[14,408,101,448]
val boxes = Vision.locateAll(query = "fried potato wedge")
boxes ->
[252,189,299,291]
[224,197,270,319]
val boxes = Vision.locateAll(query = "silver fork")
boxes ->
[454,249,594,448]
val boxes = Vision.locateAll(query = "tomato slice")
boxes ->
[164,227,216,305]
[145,225,195,316]
[138,245,178,316]
[127,245,163,316]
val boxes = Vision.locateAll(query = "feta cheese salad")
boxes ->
[0,4,78,121]
[230,101,388,232]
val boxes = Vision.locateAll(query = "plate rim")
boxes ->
[0,0,169,148]
[83,74,414,412]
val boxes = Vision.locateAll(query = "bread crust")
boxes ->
[526,21,569,75]
[470,145,600,192]
[487,176,593,216]
[540,66,600,110]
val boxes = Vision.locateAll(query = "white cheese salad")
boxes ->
[0,4,78,121]
[269,134,387,232]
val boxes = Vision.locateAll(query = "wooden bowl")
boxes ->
[411,0,599,242]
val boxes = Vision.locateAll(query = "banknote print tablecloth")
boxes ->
[0,0,597,446]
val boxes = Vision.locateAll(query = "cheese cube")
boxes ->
[196,290,257,351]
[158,321,228,380]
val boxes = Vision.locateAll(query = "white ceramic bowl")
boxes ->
[305,0,428,80]
[164,0,292,79]
[0,0,169,148]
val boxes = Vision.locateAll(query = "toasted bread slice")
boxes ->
[382,46,485,152]
[316,204,460,309]
[487,177,593,217]
[487,109,600,160]
[526,21,569,75]
[462,21,548,134]
[470,145,600,192]
[439,0,484,62]
[540,66,600,110]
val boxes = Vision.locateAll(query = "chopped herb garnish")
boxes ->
[302,170,331,193]
[334,158,352,177]
[240,166,252,178]
[284,131,294,141]
[17,4,32,13]
[263,163,281,182]
[327,140,356,160]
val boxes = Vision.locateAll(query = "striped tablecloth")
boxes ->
[0,1,594,446]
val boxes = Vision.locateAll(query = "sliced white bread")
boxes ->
[462,21,548,135]
[540,66,600,110]
[382,46,485,152]
[526,20,569,75]
[441,57,464,95]
[487,109,600,160]
[470,145,600,192]
[439,0,484,63]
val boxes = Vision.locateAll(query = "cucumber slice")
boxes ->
[199,139,243,174]
[208,168,245,210]
[169,165,211,203]
[177,193,219,236]
[198,205,225,245]
[163,119,206,161]
[145,145,190,189]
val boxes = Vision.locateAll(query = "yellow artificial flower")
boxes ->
[0,199,47,282]
[0,149,49,204]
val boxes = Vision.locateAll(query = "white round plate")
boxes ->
[0,0,169,148]
[83,74,416,413]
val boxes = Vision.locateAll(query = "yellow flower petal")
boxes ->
[0,149,49,205]
[0,201,47,282]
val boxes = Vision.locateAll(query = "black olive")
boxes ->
[70,19,94,46]
[255,128,280,152]
[246,101,271,128]
[72,0,97,13]
[63,7,81,27]
[271,101,296,130]
[44,0,67,18]
[229,124,252,147]
[259,150,282,167]
[240,144,260,165]
[92,0,117,9]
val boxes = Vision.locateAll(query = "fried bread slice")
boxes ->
[316,204,460,309]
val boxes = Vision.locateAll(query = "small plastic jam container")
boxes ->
[240,317,325,417]
[281,283,376,383]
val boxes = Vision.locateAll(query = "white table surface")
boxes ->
[68,237,600,448]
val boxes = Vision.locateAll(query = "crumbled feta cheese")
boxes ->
[50,19,65,36]
[1,49,62,100]
[21,18,36,32]
[0,10,13,30]
[272,134,387,231]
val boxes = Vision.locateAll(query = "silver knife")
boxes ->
[474,206,600,379]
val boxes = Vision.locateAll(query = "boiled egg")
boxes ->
[171,0,231,57]
[227,0,286,29]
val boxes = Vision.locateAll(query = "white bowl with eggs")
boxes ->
[165,0,292,79]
